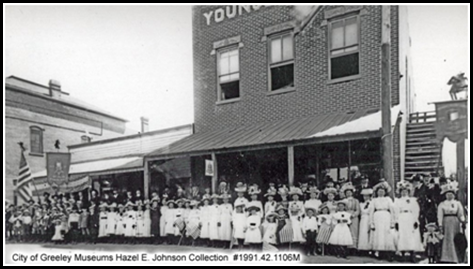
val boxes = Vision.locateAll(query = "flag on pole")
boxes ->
[15,145,34,204]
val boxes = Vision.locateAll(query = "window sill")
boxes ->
[216,98,241,105]
[266,87,296,96]
[327,74,362,85]
[29,152,44,157]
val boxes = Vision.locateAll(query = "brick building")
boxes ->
[5,76,132,203]
[145,5,414,195]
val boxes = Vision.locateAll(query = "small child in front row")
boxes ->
[244,206,262,250]
[423,223,443,264]
[302,207,318,256]
[232,203,247,251]
[327,201,352,259]
[262,212,278,251]
[316,205,332,256]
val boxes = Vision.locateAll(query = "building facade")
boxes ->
[5,76,130,202]
[147,5,415,195]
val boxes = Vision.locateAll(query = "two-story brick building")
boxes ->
[5,76,132,203]
[145,5,414,195]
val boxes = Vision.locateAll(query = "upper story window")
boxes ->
[269,32,294,91]
[30,126,43,154]
[217,46,240,101]
[329,15,360,81]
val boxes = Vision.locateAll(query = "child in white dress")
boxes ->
[232,201,247,251]
[98,203,108,239]
[262,212,278,251]
[328,200,353,259]
[218,194,233,249]
[244,206,262,250]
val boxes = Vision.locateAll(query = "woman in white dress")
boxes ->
[164,200,176,244]
[124,202,137,242]
[174,199,185,240]
[98,203,108,239]
[232,201,247,251]
[186,200,201,245]
[304,187,322,215]
[289,202,306,251]
[199,195,211,247]
[244,206,262,250]
[264,190,277,218]
[394,181,424,262]
[143,201,151,239]
[136,204,145,239]
[115,204,126,240]
[218,193,233,248]
[106,203,117,238]
[369,181,396,261]
[208,195,220,247]
[288,187,305,219]
[358,188,373,255]
[247,185,263,219]
[159,196,168,240]
[341,183,360,253]
[328,200,353,259]
[262,212,278,250]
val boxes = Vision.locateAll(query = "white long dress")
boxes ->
[264,201,277,218]
[358,201,372,250]
[288,201,305,218]
[208,205,220,240]
[116,212,126,236]
[98,211,108,238]
[244,215,262,244]
[289,212,306,243]
[143,209,151,237]
[328,212,353,246]
[232,211,247,240]
[218,203,233,241]
[199,206,210,239]
[369,197,396,251]
[164,208,175,236]
[136,210,145,237]
[247,200,263,218]
[160,206,168,237]
[394,197,424,252]
[124,210,137,237]
[186,209,201,239]
[106,211,117,236]
[262,221,278,245]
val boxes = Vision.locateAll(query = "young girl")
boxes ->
[244,206,262,250]
[98,203,108,240]
[302,207,318,256]
[67,207,81,244]
[275,204,292,250]
[328,200,353,259]
[51,214,64,243]
[424,223,443,264]
[106,203,117,241]
[232,201,247,251]
[199,195,211,247]
[124,202,137,243]
[186,200,201,246]
[234,183,249,209]
[164,200,176,245]
[322,188,338,214]
[316,204,332,255]
[264,190,277,218]
[289,202,306,251]
[358,188,373,255]
[143,201,151,240]
[218,193,233,249]
[262,212,278,251]
[136,204,145,240]
[208,195,220,247]
[174,199,186,244]
[304,187,322,215]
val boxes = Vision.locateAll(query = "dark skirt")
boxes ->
[441,216,461,263]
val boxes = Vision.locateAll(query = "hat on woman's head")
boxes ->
[264,189,277,197]
[340,182,355,195]
[277,185,289,196]
[306,187,320,194]
[360,188,374,196]
[323,187,338,196]
[234,182,247,193]
[289,187,303,196]
[440,181,459,195]
[396,181,413,194]
[373,181,392,194]
[248,184,261,195]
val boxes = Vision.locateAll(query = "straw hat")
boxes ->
[305,206,317,214]
[289,187,303,196]
[277,185,289,196]
[306,186,320,194]
[248,185,261,195]
[190,200,199,207]
[373,181,392,194]
[210,194,220,200]
[166,200,176,206]
[201,194,211,202]
[234,182,247,193]
[337,200,348,207]
[265,212,278,220]
[360,188,374,196]
[264,189,277,197]
[318,204,331,214]
[289,203,301,212]
[125,201,135,208]
[323,187,338,195]
[246,205,261,212]
[340,182,356,195]
[396,181,413,194]
[440,182,459,195]
[275,203,288,213]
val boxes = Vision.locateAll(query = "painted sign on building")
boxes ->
[47,152,71,188]
[434,100,468,143]
[203,5,265,26]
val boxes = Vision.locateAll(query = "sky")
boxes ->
[4,4,469,175]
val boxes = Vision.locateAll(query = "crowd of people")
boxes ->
[5,174,467,264]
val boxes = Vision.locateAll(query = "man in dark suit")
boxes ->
[110,189,122,204]
[413,174,428,240]
[355,175,372,201]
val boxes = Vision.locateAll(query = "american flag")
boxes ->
[15,145,34,203]
[278,222,293,244]
[174,217,186,232]
[186,222,200,239]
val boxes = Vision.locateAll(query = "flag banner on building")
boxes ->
[15,148,34,204]
[205,159,214,176]
[32,174,90,196]
[46,152,71,188]
[434,100,468,143]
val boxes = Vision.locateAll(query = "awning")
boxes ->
[31,157,143,195]
[146,108,396,159]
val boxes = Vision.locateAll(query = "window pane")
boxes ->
[220,75,230,83]
[221,80,240,100]
[282,35,293,61]
[271,63,294,91]
[229,54,239,73]
[230,73,240,81]
[220,56,229,75]
[331,53,359,80]
[345,17,358,47]
[271,38,282,63]
[331,20,344,49]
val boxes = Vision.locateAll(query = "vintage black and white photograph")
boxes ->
[3,4,469,265]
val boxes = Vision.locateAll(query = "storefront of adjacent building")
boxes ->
[144,5,415,195]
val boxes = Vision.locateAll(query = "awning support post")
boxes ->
[144,159,149,200]
[211,153,218,194]
[288,146,294,187]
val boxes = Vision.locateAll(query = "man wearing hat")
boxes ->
[234,182,249,209]
[88,203,99,243]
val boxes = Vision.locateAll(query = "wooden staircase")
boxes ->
[405,111,444,179]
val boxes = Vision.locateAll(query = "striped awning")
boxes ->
[32,174,91,196]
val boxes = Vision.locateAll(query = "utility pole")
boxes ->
[381,6,394,197]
